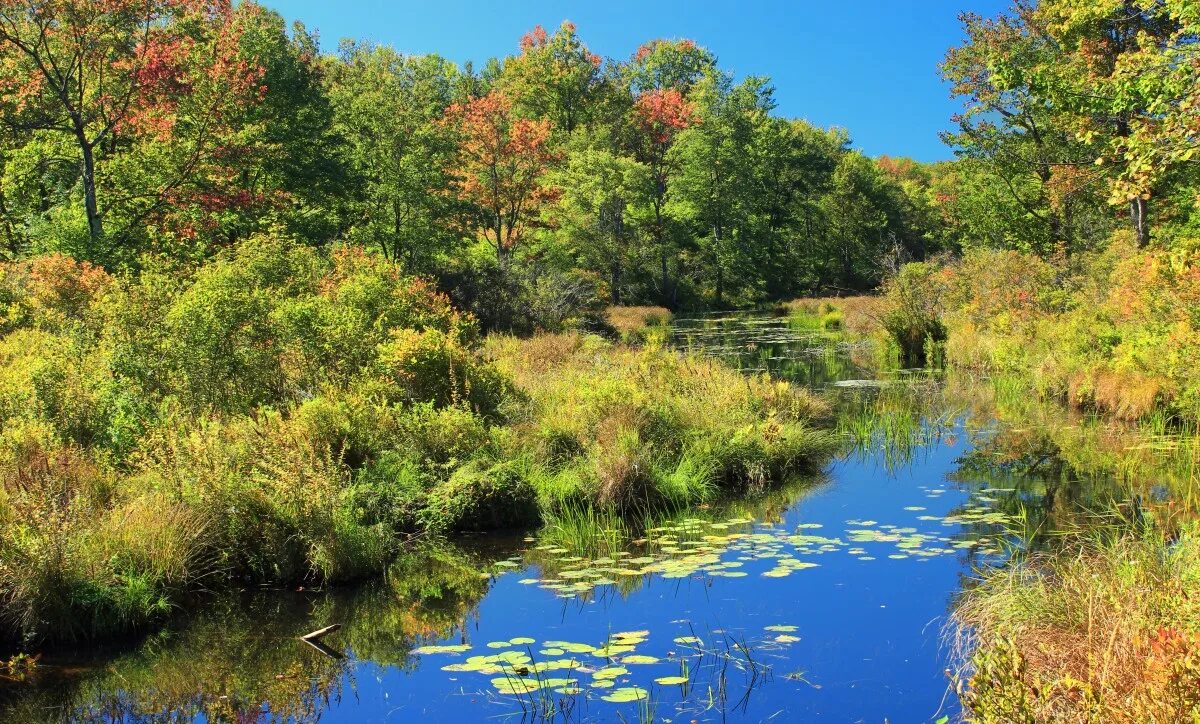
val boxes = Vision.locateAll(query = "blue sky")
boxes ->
[264,1,1010,162]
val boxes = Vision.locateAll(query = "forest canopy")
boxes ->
[0,5,959,316]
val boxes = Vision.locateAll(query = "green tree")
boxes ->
[549,133,650,303]
[673,71,774,306]
[328,42,461,270]
[623,38,711,307]
[497,21,604,135]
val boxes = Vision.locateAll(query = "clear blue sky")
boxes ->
[264,0,1010,162]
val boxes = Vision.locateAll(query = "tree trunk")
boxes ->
[659,243,672,309]
[715,262,724,308]
[713,224,723,307]
[495,212,509,265]
[610,262,621,305]
[1130,197,1150,248]
[79,140,102,253]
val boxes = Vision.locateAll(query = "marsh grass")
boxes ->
[834,377,962,470]
[488,332,836,517]
[0,246,837,645]
[779,297,882,338]
[950,524,1200,722]
[606,306,672,334]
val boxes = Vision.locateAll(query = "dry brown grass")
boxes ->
[1080,368,1166,421]
[605,305,672,334]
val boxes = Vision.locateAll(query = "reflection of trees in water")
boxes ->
[952,410,1187,545]
[0,543,497,722]
[836,366,1195,545]
[669,314,870,387]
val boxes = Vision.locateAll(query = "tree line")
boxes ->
[0,2,956,320]
[0,1,1195,322]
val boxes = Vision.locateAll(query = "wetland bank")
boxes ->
[3,312,1193,722]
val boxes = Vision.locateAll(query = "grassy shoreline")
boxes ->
[950,525,1200,722]
[841,244,1200,722]
[0,241,834,646]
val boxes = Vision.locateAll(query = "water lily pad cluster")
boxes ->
[409,623,803,709]
[483,500,1014,599]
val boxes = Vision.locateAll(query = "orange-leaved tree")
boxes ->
[444,90,557,264]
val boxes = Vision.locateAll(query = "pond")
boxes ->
[0,313,1161,723]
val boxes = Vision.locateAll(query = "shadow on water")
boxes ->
[3,313,1196,722]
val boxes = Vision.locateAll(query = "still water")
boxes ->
[0,314,1090,723]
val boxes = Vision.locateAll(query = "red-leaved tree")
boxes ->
[0,0,264,259]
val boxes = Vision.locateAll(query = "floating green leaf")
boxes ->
[412,644,471,655]
[593,665,629,679]
[602,686,648,703]
[621,654,659,665]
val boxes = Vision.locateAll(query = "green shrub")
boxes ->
[893,239,1200,422]
[420,460,539,532]
[377,329,510,415]
[878,261,949,367]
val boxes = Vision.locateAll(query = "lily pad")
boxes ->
[593,666,629,679]
[602,686,648,703]
[412,644,471,655]
[621,654,659,665]
[654,675,689,686]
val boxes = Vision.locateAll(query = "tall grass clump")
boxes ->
[487,332,836,516]
[605,305,673,345]
[951,524,1200,722]
[780,296,883,337]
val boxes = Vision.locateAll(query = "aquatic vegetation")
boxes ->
[412,618,782,719]
[778,297,883,340]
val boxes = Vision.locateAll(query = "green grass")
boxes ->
[487,332,837,515]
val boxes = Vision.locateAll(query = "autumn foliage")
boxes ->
[634,88,699,145]
[444,91,558,260]
[0,0,267,254]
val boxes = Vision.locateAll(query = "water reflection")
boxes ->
[0,543,499,722]
[669,312,875,386]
